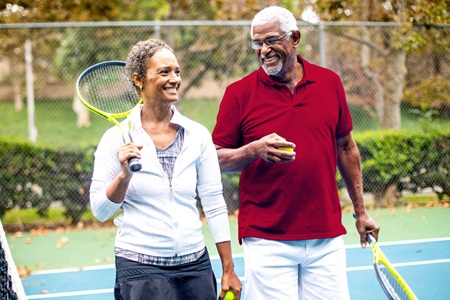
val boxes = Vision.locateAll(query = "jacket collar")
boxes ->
[127,104,189,129]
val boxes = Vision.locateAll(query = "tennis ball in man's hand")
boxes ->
[224,291,234,300]
[278,147,293,152]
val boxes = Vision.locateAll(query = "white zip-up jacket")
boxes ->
[90,105,230,257]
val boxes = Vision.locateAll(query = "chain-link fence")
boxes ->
[1,21,449,230]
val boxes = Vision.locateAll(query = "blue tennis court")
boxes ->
[22,237,450,299]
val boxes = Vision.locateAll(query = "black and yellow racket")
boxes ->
[366,233,418,300]
[76,61,143,172]
[353,213,417,299]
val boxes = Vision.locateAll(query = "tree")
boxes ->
[2,0,448,126]
[0,0,126,111]
[308,0,450,128]
[0,0,169,125]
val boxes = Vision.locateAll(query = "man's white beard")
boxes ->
[262,60,283,76]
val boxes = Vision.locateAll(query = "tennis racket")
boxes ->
[76,61,143,172]
[366,233,418,300]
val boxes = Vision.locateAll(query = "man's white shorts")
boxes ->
[243,236,350,300]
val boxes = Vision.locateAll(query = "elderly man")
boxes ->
[212,6,380,300]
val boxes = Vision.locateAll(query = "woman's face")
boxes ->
[142,48,181,103]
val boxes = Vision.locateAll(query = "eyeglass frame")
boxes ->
[250,31,293,50]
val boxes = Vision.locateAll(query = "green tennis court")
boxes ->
[7,207,450,272]
[5,206,450,299]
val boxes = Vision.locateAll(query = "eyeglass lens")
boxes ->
[251,32,291,49]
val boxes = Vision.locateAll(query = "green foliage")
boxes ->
[404,76,450,117]
[354,130,450,206]
[53,27,151,82]
[0,137,95,224]
[1,0,131,23]
[1,128,449,223]
[2,207,99,232]
[221,173,240,213]
[408,107,441,133]
[406,133,450,201]
[313,0,449,51]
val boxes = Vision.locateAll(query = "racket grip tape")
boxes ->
[366,233,376,243]
[129,157,142,172]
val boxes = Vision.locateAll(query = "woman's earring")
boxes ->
[140,86,143,92]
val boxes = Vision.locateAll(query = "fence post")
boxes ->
[25,39,37,143]
[319,22,326,68]
[155,21,161,39]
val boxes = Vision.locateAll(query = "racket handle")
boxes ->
[367,233,376,243]
[129,157,142,172]
[353,213,377,244]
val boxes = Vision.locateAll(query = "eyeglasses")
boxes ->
[250,32,292,50]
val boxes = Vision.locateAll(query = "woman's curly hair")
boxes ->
[125,39,174,91]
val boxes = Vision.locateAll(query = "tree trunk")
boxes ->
[73,93,91,128]
[10,58,24,112]
[372,184,402,208]
[13,77,23,112]
[381,49,407,129]
[360,27,384,122]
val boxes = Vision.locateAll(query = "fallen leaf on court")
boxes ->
[30,227,50,235]
[56,236,69,248]
[25,238,33,244]
[41,290,49,294]
[55,227,65,234]
[17,266,31,278]
[15,232,23,238]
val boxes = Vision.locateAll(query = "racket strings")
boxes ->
[378,264,410,300]
[371,243,416,300]
[78,64,140,115]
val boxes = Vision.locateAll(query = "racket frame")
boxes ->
[367,233,418,300]
[76,61,143,172]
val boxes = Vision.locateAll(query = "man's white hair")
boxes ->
[250,6,298,38]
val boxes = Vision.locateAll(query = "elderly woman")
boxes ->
[89,39,241,300]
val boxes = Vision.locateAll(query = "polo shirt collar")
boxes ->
[257,54,318,86]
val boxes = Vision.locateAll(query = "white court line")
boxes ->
[346,258,450,272]
[27,288,113,299]
[29,237,450,276]
[27,238,450,300]
[30,264,116,275]
[345,236,450,248]
[29,264,116,275]
[26,277,249,299]
[27,258,450,299]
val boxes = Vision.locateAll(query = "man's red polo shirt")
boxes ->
[212,55,353,243]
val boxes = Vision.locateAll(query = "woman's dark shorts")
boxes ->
[114,250,217,300]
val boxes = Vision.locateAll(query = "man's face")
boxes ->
[251,18,294,76]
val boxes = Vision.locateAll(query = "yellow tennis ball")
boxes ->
[278,147,293,152]
[224,291,234,300]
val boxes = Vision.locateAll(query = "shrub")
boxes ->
[0,137,94,224]
[353,130,450,206]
